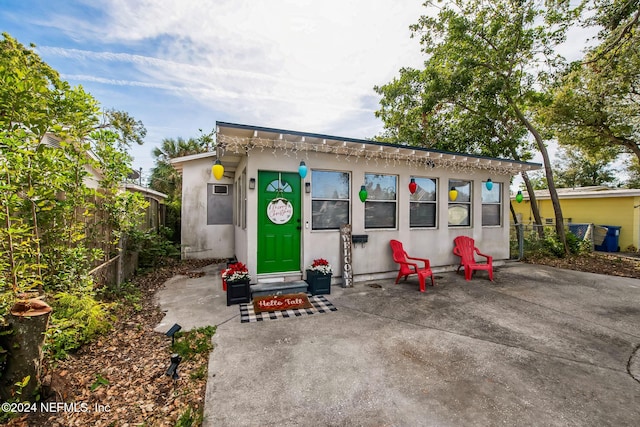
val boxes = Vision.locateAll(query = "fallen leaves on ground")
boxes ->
[6,252,639,426]
[523,252,640,279]
[6,258,218,427]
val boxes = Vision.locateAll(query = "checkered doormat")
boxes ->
[240,295,337,323]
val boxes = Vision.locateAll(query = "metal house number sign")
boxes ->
[267,198,293,224]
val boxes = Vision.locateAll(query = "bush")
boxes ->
[129,227,180,269]
[44,246,103,293]
[565,230,592,255]
[97,280,142,312]
[44,292,114,360]
[523,227,591,259]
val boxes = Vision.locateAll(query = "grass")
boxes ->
[171,325,216,360]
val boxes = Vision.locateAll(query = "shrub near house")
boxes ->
[0,33,148,403]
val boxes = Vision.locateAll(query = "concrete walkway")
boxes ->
[154,262,640,426]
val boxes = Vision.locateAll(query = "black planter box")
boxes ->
[226,279,251,306]
[305,270,331,295]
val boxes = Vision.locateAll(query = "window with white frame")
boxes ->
[311,170,350,230]
[482,181,501,226]
[410,177,437,228]
[234,171,246,228]
[241,171,247,229]
[364,173,397,229]
[448,179,471,227]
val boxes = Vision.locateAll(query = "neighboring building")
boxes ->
[123,183,167,232]
[511,186,640,251]
[171,122,541,283]
[44,132,167,232]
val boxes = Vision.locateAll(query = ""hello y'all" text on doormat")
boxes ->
[252,293,313,314]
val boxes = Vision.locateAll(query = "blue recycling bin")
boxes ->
[595,225,621,252]
[568,224,589,240]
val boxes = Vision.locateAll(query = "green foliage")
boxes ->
[0,376,30,422]
[45,246,103,294]
[129,227,181,269]
[1,33,148,299]
[524,171,549,190]
[374,0,576,249]
[523,227,591,259]
[102,109,147,149]
[98,280,142,312]
[171,326,216,360]
[175,405,204,427]
[45,291,113,360]
[189,365,207,381]
[0,32,149,402]
[623,156,640,188]
[89,373,110,391]
[540,0,640,165]
[552,146,620,188]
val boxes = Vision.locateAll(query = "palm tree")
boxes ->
[149,135,211,241]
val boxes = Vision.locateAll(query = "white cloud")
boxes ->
[43,0,426,135]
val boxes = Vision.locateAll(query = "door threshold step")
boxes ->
[250,281,308,298]
[256,272,302,284]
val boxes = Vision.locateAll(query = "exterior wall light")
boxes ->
[305,182,311,193]
[249,178,256,189]
[212,159,224,180]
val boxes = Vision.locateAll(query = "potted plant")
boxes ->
[222,262,251,306]
[305,258,332,295]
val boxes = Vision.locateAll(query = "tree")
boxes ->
[100,109,146,149]
[622,155,640,187]
[149,136,208,196]
[0,33,147,399]
[148,131,212,242]
[375,0,578,252]
[0,33,99,294]
[542,0,640,161]
[552,146,620,187]
[525,171,549,190]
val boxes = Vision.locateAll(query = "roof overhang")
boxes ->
[515,187,640,201]
[123,183,168,201]
[171,122,542,175]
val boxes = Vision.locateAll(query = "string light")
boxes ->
[216,134,530,175]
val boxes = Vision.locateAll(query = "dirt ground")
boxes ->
[5,259,217,427]
[523,251,640,279]
[4,252,639,426]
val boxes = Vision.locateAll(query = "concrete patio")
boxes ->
[155,262,640,426]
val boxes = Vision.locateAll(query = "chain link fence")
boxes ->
[509,223,607,259]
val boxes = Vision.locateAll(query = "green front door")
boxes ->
[257,171,301,274]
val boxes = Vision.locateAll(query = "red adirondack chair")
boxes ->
[390,240,434,292]
[453,236,494,281]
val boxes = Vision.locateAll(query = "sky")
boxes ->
[1,0,428,181]
[1,1,598,187]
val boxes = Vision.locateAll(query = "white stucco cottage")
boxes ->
[170,122,540,284]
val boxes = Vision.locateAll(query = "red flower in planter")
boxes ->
[309,258,332,275]
[222,262,250,283]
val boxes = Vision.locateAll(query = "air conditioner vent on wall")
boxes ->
[213,185,228,195]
